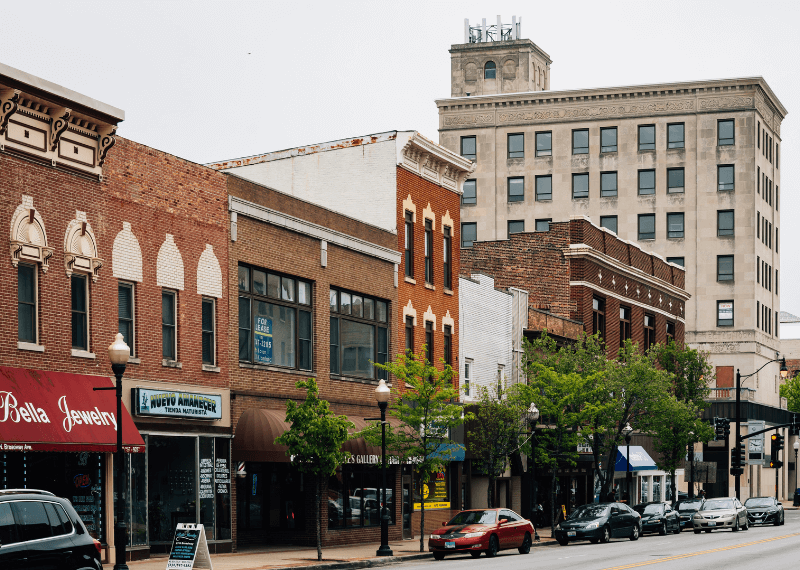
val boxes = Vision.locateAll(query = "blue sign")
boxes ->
[254,317,273,364]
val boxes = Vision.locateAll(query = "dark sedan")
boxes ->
[674,498,704,530]
[745,497,784,526]
[633,502,681,535]
[554,503,641,545]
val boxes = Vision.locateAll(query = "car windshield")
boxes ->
[447,510,496,525]
[634,504,663,515]
[745,498,775,508]
[702,499,734,510]
[677,500,703,511]
[569,505,609,519]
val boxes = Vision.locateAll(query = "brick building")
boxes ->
[0,63,231,561]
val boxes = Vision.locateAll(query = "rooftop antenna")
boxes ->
[464,16,520,43]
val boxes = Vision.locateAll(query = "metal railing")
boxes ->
[708,387,757,400]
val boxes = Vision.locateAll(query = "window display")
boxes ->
[328,465,395,529]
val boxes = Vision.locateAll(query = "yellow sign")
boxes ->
[561,505,567,520]
[413,502,451,510]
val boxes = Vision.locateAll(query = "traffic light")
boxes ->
[769,433,784,469]
[730,441,745,475]
[723,419,731,441]
[714,417,729,441]
[791,414,799,437]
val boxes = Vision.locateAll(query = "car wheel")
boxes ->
[732,518,739,532]
[433,552,445,561]
[705,529,712,533]
[518,532,532,554]
[659,522,667,536]
[673,524,681,535]
[599,526,611,544]
[781,513,785,526]
[557,537,569,546]
[694,529,701,534]
[486,535,499,558]
[630,524,639,541]
[470,551,482,558]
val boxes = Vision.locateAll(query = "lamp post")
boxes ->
[375,379,393,557]
[623,423,634,502]
[108,333,130,570]
[794,440,799,506]
[525,403,540,540]
[688,431,695,500]
[734,356,788,499]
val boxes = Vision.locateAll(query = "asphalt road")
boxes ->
[404,510,800,570]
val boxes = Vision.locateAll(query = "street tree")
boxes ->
[780,371,800,412]
[275,378,354,561]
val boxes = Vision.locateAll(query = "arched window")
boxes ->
[484,61,496,79]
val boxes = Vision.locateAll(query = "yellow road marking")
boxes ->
[600,532,800,570]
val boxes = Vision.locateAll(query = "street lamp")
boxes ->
[794,440,799,506]
[734,355,788,499]
[623,423,634,502]
[375,379,393,557]
[108,333,130,570]
[525,403,540,540]
[687,431,695,500]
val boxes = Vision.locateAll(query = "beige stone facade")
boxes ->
[437,70,788,409]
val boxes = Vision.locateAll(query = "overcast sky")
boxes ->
[2,0,799,314]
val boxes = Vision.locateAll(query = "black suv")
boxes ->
[0,489,102,570]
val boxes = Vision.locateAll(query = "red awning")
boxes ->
[0,366,144,453]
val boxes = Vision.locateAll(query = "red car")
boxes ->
[428,508,534,560]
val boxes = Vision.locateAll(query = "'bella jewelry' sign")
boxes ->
[134,388,222,421]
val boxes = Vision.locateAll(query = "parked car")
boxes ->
[633,502,681,535]
[692,497,748,533]
[428,508,534,560]
[554,503,641,545]
[0,489,102,570]
[674,498,705,530]
[744,497,784,526]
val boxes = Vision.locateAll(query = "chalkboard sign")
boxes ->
[166,523,212,569]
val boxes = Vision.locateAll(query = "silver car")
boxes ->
[692,497,748,533]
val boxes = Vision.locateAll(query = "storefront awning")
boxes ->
[615,445,658,472]
[0,366,144,452]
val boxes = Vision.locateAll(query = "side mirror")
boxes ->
[442,521,447,526]
[777,502,782,506]
[499,519,508,525]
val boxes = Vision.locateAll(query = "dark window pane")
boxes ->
[330,316,340,374]
[462,223,477,248]
[18,264,35,343]
[484,61,496,79]
[667,168,685,193]
[461,136,476,160]
[535,219,551,232]
[202,299,214,364]
[719,120,734,145]
[162,292,174,325]
[600,216,617,234]
[162,292,175,360]
[718,165,734,191]
[267,273,280,298]
[508,220,524,235]
[508,178,524,202]
[667,213,684,238]
[718,256,734,281]
[601,128,617,152]
[462,179,477,205]
[0,503,19,545]
[252,270,267,295]
[72,275,87,350]
[667,257,684,267]
[12,501,51,542]
[718,210,734,236]
[573,130,589,154]
[71,274,86,312]
[238,266,249,291]
[535,176,551,201]
[573,173,589,198]
[639,125,655,150]
[341,319,375,378]
[239,297,251,361]
[377,326,388,380]
[202,299,214,331]
[508,133,524,158]
[535,132,551,156]
[119,284,132,319]
[601,172,617,197]
[638,170,655,195]
[299,310,312,371]
[668,123,685,148]
[639,214,655,240]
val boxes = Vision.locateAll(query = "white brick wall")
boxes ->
[156,234,185,290]
[197,244,222,298]
[112,222,143,282]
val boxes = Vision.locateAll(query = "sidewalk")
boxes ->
[128,531,557,570]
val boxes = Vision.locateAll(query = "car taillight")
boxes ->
[93,538,102,554]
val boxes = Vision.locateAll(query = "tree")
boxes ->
[368,346,464,552]
[466,381,528,508]
[780,372,800,413]
[274,378,354,561]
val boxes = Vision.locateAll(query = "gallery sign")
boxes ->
[133,388,222,421]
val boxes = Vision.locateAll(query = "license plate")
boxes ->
[445,541,455,549]
[567,531,576,537]
[708,521,716,526]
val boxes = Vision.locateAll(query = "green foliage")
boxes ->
[780,372,800,413]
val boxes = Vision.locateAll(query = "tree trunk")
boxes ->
[316,476,322,561]
[550,470,557,536]
[487,475,495,509]
[669,469,676,504]
[419,489,426,552]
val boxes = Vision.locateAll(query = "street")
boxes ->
[404,511,800,570]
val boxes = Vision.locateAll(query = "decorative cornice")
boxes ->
[0,88,20,135]
[570,280,685,324]
[397,131,475,193]
[48,107,72,151]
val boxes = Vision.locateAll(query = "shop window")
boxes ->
[593,297,605,340]
[18,263,36,343]
[162,290,177,361]
[119,283,134,357]
[202,298,215,365]
[443,226,452,289]
[328,465,396,529]
[638,124,655,150]
[331,287,388,380]
[462,179,477,205]
[644,314,656,352]
[572,129,589,154]
[405,211,414,277]
[619,306,631,348]
[238,265,312,370]
[71,274,89,351]
[508,133,524,158]
[424,219,433,285]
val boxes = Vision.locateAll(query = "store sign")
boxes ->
[718,302,733,322]
[413,467,449,510]
[133,388,222,421]
[166,523,212,569]
[254,317,273,364]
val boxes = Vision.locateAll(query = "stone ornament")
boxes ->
[112,222,143,282]
[63,210,103,282]
[9,195,54,272]
[156,234,185,290]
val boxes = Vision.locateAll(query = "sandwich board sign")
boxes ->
[166,523,212,569]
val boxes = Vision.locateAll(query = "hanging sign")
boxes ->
[254,317,273,364]
[133,388,222,421]
[166,523,212,569]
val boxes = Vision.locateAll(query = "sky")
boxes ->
[1,0,799,313]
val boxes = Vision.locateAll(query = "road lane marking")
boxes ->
[600,532,800,570]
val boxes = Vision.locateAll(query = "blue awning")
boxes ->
[615,445,658,472]
[429,443,465,462]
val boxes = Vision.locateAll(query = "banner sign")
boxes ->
[254,317,273,364]
[134,388,222,421]
[166,523,212,569]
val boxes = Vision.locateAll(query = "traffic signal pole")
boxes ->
[735,368,742,500]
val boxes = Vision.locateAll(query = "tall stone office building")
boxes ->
[437,24,793,499]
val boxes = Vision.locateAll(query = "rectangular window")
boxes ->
[535,131,552,157]
[405,316,414,353]
[18,264,36,343]
[443,226,452,290]
[619,306,631,348]
[757,167,760,194]
[239,296,252,361]
[71,274,88,351]
[776,269,779,296]
[667,168,685,194]
[443,325,452,367]
[718,119,734,146]
[666,321,675,342]
[776,144,779,169]
[460,136,476,160]
[757,212,760,238]
[535,175,552,201]
[535,219,551,232]
[776,227,779,253]
[717,255,734,282]
[572,173,589,199]
[600,216,618,234]
[461,179,476,205]
[718,165,734,191]
[464,360,472,396]
[667,123,685,149]
[638,170,655,195]
[461,222,477,248]
[638,214,655,240]
[508,133,524,158]
[404,211,414,277]
[667,212,684,238]
[118,283,134,357]
[717,210,734,236]
[508,220,525,236]
[717,300,733,326]
[600,127,617,152]
[757,301,760,328]
[330,288,387,379]
[592,297,605,340]
[757,121,761,148]
[424,219,433,285]
[162,290,176,360]
[202,298,215,365]
[776,186,779,211]
[638,125,655,150]
[572,129,589,154]
[644,314,656,352]
[425,321,433,365]
[600,171,617,197]
[667,257,684,267]
[508,177,525,202]
[757,256,760,284]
